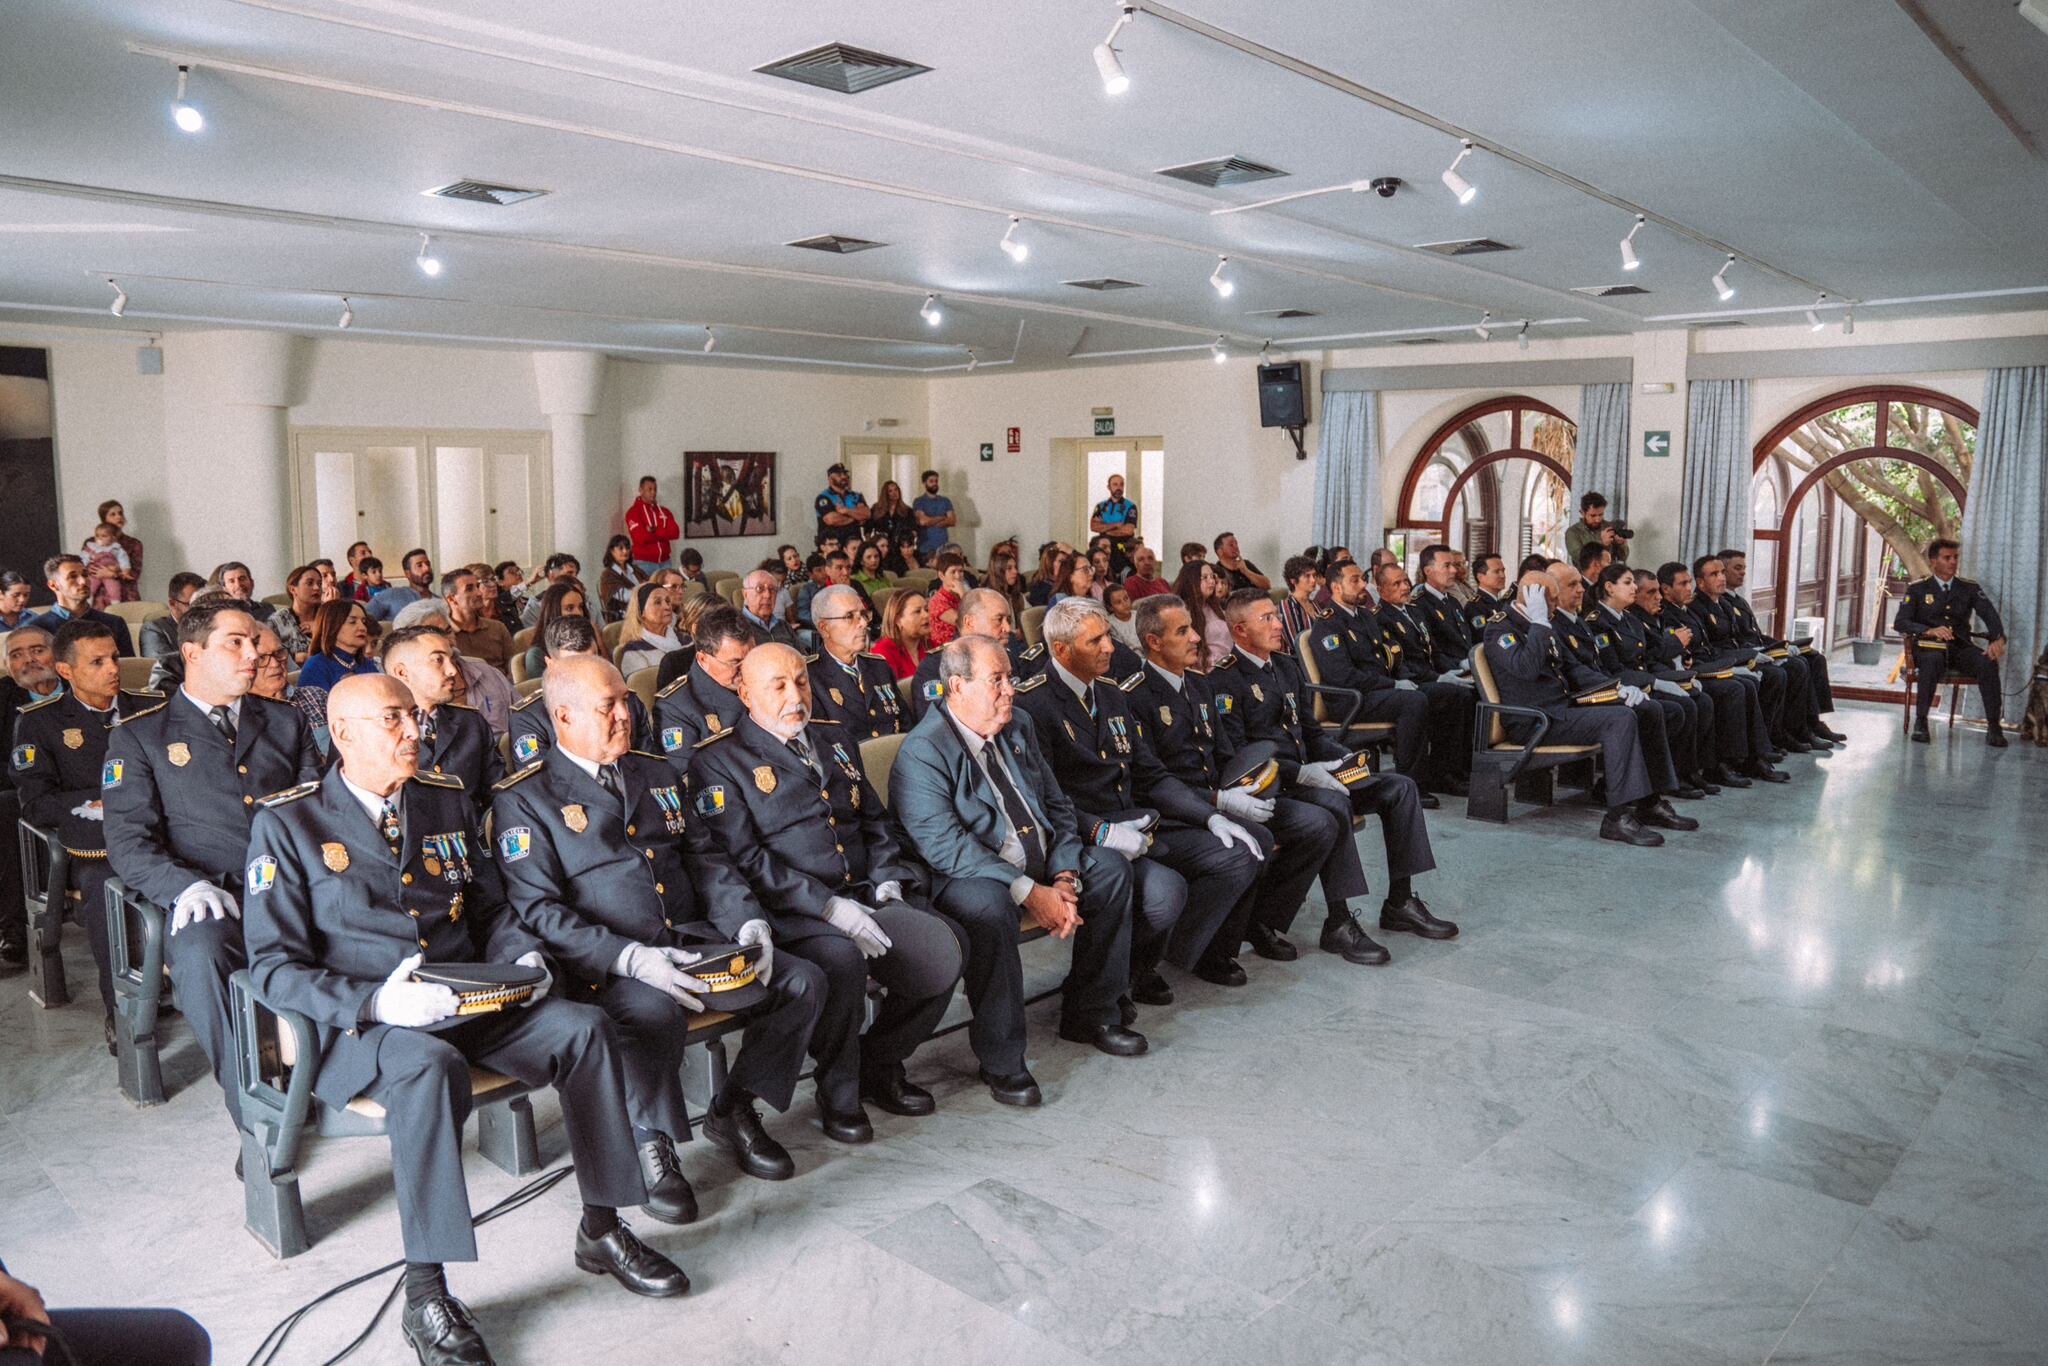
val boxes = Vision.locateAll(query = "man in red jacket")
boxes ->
[625,475,679,574]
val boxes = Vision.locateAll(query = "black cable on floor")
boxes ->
[244,1163,577,1366]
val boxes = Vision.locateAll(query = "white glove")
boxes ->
[1618,684,1647,708]
[1652,678,1688,699]
[1441,669,1476,688]
[515,949,553,1007]
[1393,678,1419,691]
[1521,583,1551,626]
[171,881,239,935]
[872,880,905,904]
[1751,650,1773,667]
[1297,759,1348,794]
[371,953,460,1028]
[825,897,894,958]
[1205,814,1264,860]
[617,943,708,1011]
[72,801,104,821]
[1216,786,1274,823]
[1099,820,1150,857]
[737,918,776,986]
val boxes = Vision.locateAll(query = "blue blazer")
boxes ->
[889,703,1084,892]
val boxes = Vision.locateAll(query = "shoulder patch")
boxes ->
[1014,673,1047,692]
[19,693,62,713]
[492,762,543,791]
[921,678,944,701]
[1118,670,1144,692]
[809,717,842,726]
[693,728,734,749]
[802,653,821,665]
[860,651,888,662]
[655,677,689,700]
[257,780,320,808]
[1314,606,1334,619]
[413,771,465,790]
[122,688,165,701]
[114,700,168,726]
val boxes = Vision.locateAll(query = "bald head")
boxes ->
[739,641,813,740]
[545,655,633,765]
[956,587,1012,641]
[328,673,422,794]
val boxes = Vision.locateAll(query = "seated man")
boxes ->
[103,602,321,1132]
[689,645,966,1137]
[1687,555,1808,754]
[1304,561,1440,807]
[1583,565,1722,795]
[510,614,654,766]
[1409,545,1478,670]
[391,599,515,739]
[246,674,684,1366]
[738,569,801,650]
[907,588,1025,722]
[891,636,1141,1106]
[1893,536,2008,747]
[804,585,905,740]
[1463,552,1511,634]
[138,573,206,659]
[1651,563,1785,783]
[1209,589,1456,964]
[1,625,65,966]
[1723,549,1845,745]
[494,658,823,1198]
[654,607,756,770]
[1373,562,1476,792]
[379,626,500,806]
[27,554,135,658]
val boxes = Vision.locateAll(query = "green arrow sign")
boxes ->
[1643,430,1671,458]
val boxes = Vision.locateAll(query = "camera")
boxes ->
[1606,522,1635,541]
[1368,177,1402,198]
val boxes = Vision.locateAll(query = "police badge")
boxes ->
[562,804,588,833]
[753,765,777,794]
[1159,705,1173,727]
[321,843,350,872]
[167,742,191,767]
[62,728,84,750]
[1250,683,1264,703]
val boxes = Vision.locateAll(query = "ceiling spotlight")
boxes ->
[920,293,942,326]
[172,65,204,134]
[1209,256,1234,298]
[1517,320,1530,350]
[965,347,979,372]
[1259,339,1272,358]
[1441,139,1477,205]
[107,278,128,317]
[1842,309,1854,336]
[337,296,353,329]
[702,328,716,353]
[1712,254,1736,302]
[1474,310,1492,341]
[1094,5,1135,95]
[1210,335,1228,364]
[416,232,443,277]
[1806,292,1826,331]
[1619,214,1645,272]
[999,216,1029,263]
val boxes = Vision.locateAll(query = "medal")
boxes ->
[167,742,190,767]
[562,804,588,833]
[321,842,350,872]
[754,765,777,794]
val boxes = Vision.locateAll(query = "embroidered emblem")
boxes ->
[1251,683,1264,703]
[829,687,844,706]
[246,856,277,894]
[514,734,542,762]
[694,786,727,816]
[562,804,588,833]
[922,679,944,701]
[1218,694,1235,714]
[62,728,83,750]
[10,744,32,770]
[1321,634,1339,651]
[1500,633,1518,647]
[167,742,191,767]
[660,727,685,753]
[753,765,777,795]
[321,842,350,872]
[102,757,123,787]
[1159,705,1173,727]
[498,826,532,861]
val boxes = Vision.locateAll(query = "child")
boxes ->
[81,521,132,609]
[1105,583,1140,650]
[927,552,970,647]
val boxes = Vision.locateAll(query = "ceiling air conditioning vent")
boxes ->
[1572,284,1650,297]
[1414,238,1515,256]
[787,234,888,254]
[1689,318,1747,329]
[754,43,931,94]
[423,180,548,207]
[1064,278,1145,291]
[1247,308,1319,319]
[1156,156,1288,188]
[1395,337,1443,345]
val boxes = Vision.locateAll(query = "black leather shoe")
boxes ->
[1434,774,1469,798]
[1117,994,1138,1026]
[1741,760,1791,783]
[574,1222,689,1298]
[1192,956,1248,987]
[1988,727,2009,749]
[1781,737,1814,754]
[1816,724,1849,743]
[1056,1021,1149,1056]
[1715,768,1753,788]
[820,1105,873,1145]
[1321,913,1391,965]
[1670,783,1707,800]
[1911,720,1931,744]
[1599,810,1665,847]
[1379,896,1458,940]
[1130,971,1175,1006]
[703,1102,795,1181]
[1246,923,1298,961]
[978,1068,1042,1107]
[0,935,24,968]
[1803,733,1835,751]
[1639,798,1698,832]
[636,1134,698,1225]
[1417,791,1441,810]
[402,1294,495,1365]
[861,1067,936,1117]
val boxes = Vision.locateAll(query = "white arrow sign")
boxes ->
[1645,433,1669,454]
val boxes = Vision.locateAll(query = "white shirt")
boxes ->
[1049,657,1095,710]
[1147,660,1185,693]
[944,706,1040,904]
[555,746,605,783]
[181,689,242,728]
[338,769,402,831]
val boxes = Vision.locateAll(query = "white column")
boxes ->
[159,330,303,595]
[532,350,607,560]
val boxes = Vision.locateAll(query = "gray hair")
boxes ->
[956,588,1010,635]
[812,584,861,620]
[742,568,778,594]
[938,634,1005,688]
[1131,593,1187,647]
[1043,595,1109,646]
[392,598,452,631]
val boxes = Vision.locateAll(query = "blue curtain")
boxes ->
[1573,382,1631,519]
[1959,366,2048,711]
[1313,389,1380,554]
[1681,379,1752,562]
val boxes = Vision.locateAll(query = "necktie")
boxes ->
[1081,685,1097,719]
[209,704,237,745]
[789,736,823,784]
[597,764,624,811]
[417,708,437,743]
[981,742,1047,882]
[379,799,401,857]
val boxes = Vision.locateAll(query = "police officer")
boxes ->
[1546,565,1703,809]
[1,625,63,966]
[1209,589,1457,963]
[689,645,966,1135]
[1724,549,1847,745]
[1410,545,1479,670]
[804,584,905,740]
[1708,549,1834,750]
[1894,536,2007,746]
[1584,566,1722,794]
[653,607,757,769]
[1126,594,1350,977]
[509,615,655,768]
[379,626,501,806]
[495,657,823,1200]
[1089,473,1139,546]
[1304,561,1440,806]
[1687,555,1807,754]
[103,601,321,1131]
[1651,563,1784,783]
[1373,563,1476,791]
[906,588,1024,723]
[1464,552,1511,634]
[1016,599,1258,1003]
[813,462,871,542]
[10,619,160,1033]
[245,674,684,1366]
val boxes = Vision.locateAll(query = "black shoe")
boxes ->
[703,1102,795,1181]
[1417,791,1441,810]
[1988,726,2009,749]
[574,1222,689,1298]
[1804,733,1835,751]
[1780,737,1813,754]
[820,1105,873,1145]
[1911,720,1931,744]
[978,1068,1042,1107]
[1691,775,1722,795]
[1639,798,1699,832]
[1669,783,1707,800]
[1434,774,1469,798]
[0,936,24,968]
[1246,922,1298,961]
[1117,994,1138,1026]
[1816,724,1849,743]
[1599,810,1665,847]
[635,1135,698,1225]
[1320,912,1391,965]
[1715,768,1753,789]
[401,1294,495,1366]
[1379,896,1458,940]
[1056,1021,1149,1056]
[1741,760,1791,783]
[1762,748,1788,763]
[861,1066,936,1117]
[1130,971,1175,1006]
[1192,956,1248,987]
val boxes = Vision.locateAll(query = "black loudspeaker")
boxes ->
[1257,361,1308,428]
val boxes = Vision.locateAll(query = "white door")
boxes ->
[292,427,548,570]
[486,448,534,568]
[1078,438,1164,553]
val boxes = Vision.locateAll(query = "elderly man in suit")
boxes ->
[889,635,1140,1108]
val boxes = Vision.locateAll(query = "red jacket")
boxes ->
[625,498,679,563]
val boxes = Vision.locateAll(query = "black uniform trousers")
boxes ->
[1413,680,1475,785]
[1139,826,1257,975]
[931,846,1132,1075]
[1223,795,1350,945]
[351,998,645,1264]
[1700,673,1771,760]
[0,1309,210,1366]
[165,914,246,1131]
[1913,641,2003,722]
[1355,688,1430,779]
[1520,707,1651,807]
[1748,658,1797,743]
[595,956,825,1140]
[1639,696,1687,792]
[1773,653,1820,739]
[775,900,966,1114]
[1335,773,1438,885]
[69,859,116,1014]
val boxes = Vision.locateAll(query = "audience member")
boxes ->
[391,599,513,739]
[1169,560,1230,669]
[599,535,648,624]
[139,572,206,657]
[868,480,919,562]
[874,588,931,680]
[97,500,145,603]
[337,541,375,602]
[910,471,955,563]
[522,580,591,679]
[1026,543,1062,608]
[1123,545,1171,600]
[738,569,799,649]
[625,474,679,573]
[521,554,582,628]
[618,582,685,676]
[815,462,870,539]
[298,599,379,693]
[1104,584,1140,649]
[1212,531,1269,592]
[653,606,756,762]
[367,548,435,623]
[0,570,34,630]
[249,624,328,752]
[269,565,323,664]
[1049,552,1096,607]
[1278,555,1321,649]
[80,521,134,610]
[1090,474,1140,546]
[927,553,970,647]
[28,554,135,657]
[806,585,904,740]
[852,541,891,597]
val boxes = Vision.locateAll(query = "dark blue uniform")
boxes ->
[1554,613,1682,795]
[1375,599,1476,782]
[1462,589,1509,637]
[1583,604,1712,784]
[1646,601,1773,765]
[1723,591,1829,740]
[814,487,867,539]
[805,649,905,741]
[653,668,743,778]
[415,702,501,808]
[1894,575,2005,725]
[1687,595,1793,747]
[1479,612,1650,807]
[1408,586,1476,673]
[1092,495,1139,538]
[1303,603,1435,785]
[507,686,653,769]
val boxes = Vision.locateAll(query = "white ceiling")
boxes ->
[2,0,2044,371]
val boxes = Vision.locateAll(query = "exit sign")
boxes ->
[1094,416,1116,436]
[1643,430,1671,458]
[978,442,994,462]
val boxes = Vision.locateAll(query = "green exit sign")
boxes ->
[978,442,994,462]
[1643,430,1671,458]
[1094,416,1116,436]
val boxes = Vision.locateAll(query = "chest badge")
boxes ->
[651,785,687,834]
[706,713,723,735]
[562,803,588,833]
[850,785,861,810]
[1251,683,1265,703]
[167,742,191,767]
[753,765,777,795]
[321,842,350,872]
[829,687,844,706]
[62,728,84,750]
[1063,718,1077,741]
[1159,705,1174,727]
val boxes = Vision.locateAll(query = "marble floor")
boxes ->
[3,702,2045,1365]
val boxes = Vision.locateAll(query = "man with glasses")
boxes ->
[739,569,800,649]
[906,589,1022,723]
[654,606,759,771]
[2,625,66,966]
[140,572,208,659]
[511,615,655,766]
[804,585,903,740]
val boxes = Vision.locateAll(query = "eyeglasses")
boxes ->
[255,650,290,668]
[819,610,871,624]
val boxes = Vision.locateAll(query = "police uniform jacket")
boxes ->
[1208,647,1349,782]
[906,634,1030,724]
[1125,664,1236,791]
[1553,615,1625,686]
[103,690,321,908]
[1013,664,1214,842]
[416,703,501,805]
[1584,605,1692,689]
[508,688,653,769]
[653,668,743,772]
[1376,601,1447,681]
[1480,611,1613,719]
[1891,576,2004,647]
[1463,590,1508,636]
[1412,586,1475,672]
[491,746,762,984]
[1637,604,1695,668]
[805,649,905,741]
[1305,603,1401,696]
[242,768,529,1105]
[11,688,160,856]
[1681,596,1755,669]
[687,715,920,943]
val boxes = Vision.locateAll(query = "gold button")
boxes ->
[418,937,429,948]
[432,765,442,773]
[408,909,419,918]
[402,873,413,885]
[237,765,248,775]
[655,882,664,894]
[834,843,844,853]
[663,917,673,928]
[627,824,636,836]
[826,816,837,827]
[645,848,654,859]
[242,795,253,806]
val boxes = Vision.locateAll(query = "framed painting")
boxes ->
[684,451,775,538]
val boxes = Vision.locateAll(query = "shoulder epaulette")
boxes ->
[627,749,666,761]
[655,676,689,700]
[1118,670,1144,692]
[1020,643,1045,661]
[802,652,821,665]
[19,693,63,713]
[1957,577,1978,588]
[492,762,542,791]
[1213,653,1239,669]
[1314,606,1334,619]
[444,701,477,712]
[860,651,888,662]
[114,700,168,726]
[414,771,465,790]
[258,780,319,808]
[511,690,543,711]
[1014,672,1047,692]
[810,717,842,726]
[693,727,734,749]
[122,688,164,701]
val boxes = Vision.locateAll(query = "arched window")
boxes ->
[1394,398,1573,565]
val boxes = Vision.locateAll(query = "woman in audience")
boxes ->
[1087,546,1115,595]
[873,588,931,680]
[616,581,683,676]
[0,570,34,630]
[1105,584,1141,650]
[297,599,379,693]
[874,530,910,577]
[1171,559,1230,669]
[926,552,970,647]
[598,534,646,625]
[96,499,144,603]
[519,581,589,679]
[985,552,1027,623]
[1049,552,1096,607]
[870,480,920,563]
[1026,542,1063,608]
[852,540,892,597]
[268,565,324,664]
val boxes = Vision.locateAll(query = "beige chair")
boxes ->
[1465,644,1601,824]
[262,592,291,610]
[602,620,627,651]
[706,571,741,598]
[117,656,157,692]
[869,587,895,623]
[1020,605,1047,648]
[515,675,545,701]
[510,652,535,686]
[109,601,168,630]
[626,666,659,716]
[511,626,537,656]
[718,580,744,608]
[857,732,908,809]
[1294,630,1396,748]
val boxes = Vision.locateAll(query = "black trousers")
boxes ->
[0,1308,211,1365]
[1415,680,1475,786]
[1914,642,2003,723]
[70,858,116,1016]
[164,915,245,1131]
[0,791,20,947]
[1802,648,1836,715]
[931,846,1132,1075]
[778,901,964,1114]
[349,1000,645,1264]
[1356,687,1431,778]
[1664,686,1715,776]
[1700,674,1771,760]
[1271,790,1368,918]
[1774,652,1819,738]
[1142,825,1259,973]
[1526,706,1651,807]
[1750,659,1796,742]
[1632,697,1682,793]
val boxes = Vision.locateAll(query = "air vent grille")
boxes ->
[1395,337,1443,345]
[1571,284,1650,297]
[423,180,548,207]
[1689,318,1747,328]
[787,234,888,254]
[1064,278,1145,291]
[1156,157,1288,188]
[1414,238,1515,256]
[1247,308,1319,319]
[754,43,931,94]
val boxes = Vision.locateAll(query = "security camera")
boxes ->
[1368,177,1402,198]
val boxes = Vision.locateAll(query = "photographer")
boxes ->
[1566,491,1632,565]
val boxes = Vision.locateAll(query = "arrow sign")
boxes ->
[1643,430,1671,458]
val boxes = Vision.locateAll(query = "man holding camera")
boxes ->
[1566,492,1631,566]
